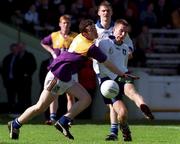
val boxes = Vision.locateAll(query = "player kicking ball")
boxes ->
[97,19,154,142]
[7,19,133,140]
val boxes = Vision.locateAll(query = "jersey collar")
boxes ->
[96,20,114,29]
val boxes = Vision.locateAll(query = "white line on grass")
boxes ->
[137,125,180,130]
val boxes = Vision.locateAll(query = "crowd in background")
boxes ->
[0,0,179,71]
[0,0,179,119]
[0,0,179,68]
[0,0,179,39]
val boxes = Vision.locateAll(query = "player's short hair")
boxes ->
[59,14,71,22]
[114,19,129,27]
[79,19,94,33]
[98,0,112,10]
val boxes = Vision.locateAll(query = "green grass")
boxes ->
[0,119,180,144]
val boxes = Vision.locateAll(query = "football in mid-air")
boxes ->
[100,80,119,99]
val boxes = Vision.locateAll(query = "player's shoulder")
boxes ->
[96,37,114,51]
[50,31,61,39]
[95,21,101,29]
[51,30,60,36]
[100,36,114,44]
[71,33,81,41]
[96,37,107,46]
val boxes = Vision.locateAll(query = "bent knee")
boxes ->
[118,108,128,118]
[81,95,92,107]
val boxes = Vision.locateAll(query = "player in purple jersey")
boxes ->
[40,14,78,125]
[8,19,131,140]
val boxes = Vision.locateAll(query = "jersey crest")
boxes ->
[108,47,114,54]
[122,49,127,55]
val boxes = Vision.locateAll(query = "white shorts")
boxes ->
[44,71,76,95]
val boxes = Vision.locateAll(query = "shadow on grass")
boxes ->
[1,114,180,126]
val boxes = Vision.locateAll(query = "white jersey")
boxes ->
[95,20,134,50]
[94,21,134,75]
[95,22,113,39]
[97,38,129,80]
[93,21,114,74]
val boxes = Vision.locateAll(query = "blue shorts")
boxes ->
[100,76,134,105]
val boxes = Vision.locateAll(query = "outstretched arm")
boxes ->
[103,59,125,77]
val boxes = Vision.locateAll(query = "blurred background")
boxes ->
[0,0,180,121]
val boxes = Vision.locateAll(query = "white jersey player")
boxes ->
[95,20,134,51]
[94,17,134,76]
[94,1,136,142]
[97,19,154,142]
[97,37,129,80]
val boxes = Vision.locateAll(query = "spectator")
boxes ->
[135,0,149,14]
[124,7,139,38]
[171,7,180,29]
[70,0,87,32]
[50,3,67,30]
[11,9,24,27]
[154,0,171,28]
[83,0,95,9]
[36,0,55,37]
[132,25,153,67]
[136,24,153,53]
[2,43,19,114]
[2,42,37,114]
[24,4,40,34]
[0,0,179,39]
[140,2,157,28]
[87,6,98,22]
[14,42,37,112]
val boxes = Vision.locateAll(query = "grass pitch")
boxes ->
[0,119,180,144]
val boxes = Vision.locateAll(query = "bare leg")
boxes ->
[124,83,154,120]
[66,93,75,111]
[113,101,128,124]
[109,104,118,124]
[48,96,58,123]
[18,89,56,124]
[49,97,58,115]
[54,83,92,140]
[124,83,146,107]
[105,105,119,141]
[113,100,132,142]
[64,83,92,119]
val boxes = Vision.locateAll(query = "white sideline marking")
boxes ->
[137,125,180,130]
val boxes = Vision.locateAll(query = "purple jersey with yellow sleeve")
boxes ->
[41,31,78,49]
[48,33,107,82]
